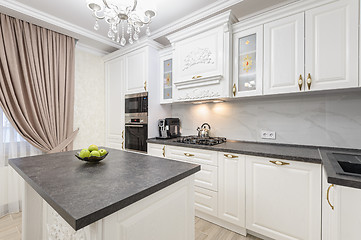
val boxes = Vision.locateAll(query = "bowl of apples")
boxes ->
[75,144,108,163]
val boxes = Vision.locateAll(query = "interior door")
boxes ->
[305,0,358,91]
[264,13,305,95]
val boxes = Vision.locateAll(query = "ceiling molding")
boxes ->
[0,0,122,50]
[76,43,108,57]
[149,0,244,40]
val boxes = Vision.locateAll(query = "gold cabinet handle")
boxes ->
[232,83,236,97]
[298,74,303,91]
[192,75,202,79]
[327,184,334,210]
[121,141,124,150]
[269,160,289,166]
[307,73,312,90]
[224,154,238,159]
[184,153,194,157]
[162,146,165,157]
[122,130,124,139]
[144,81,147,91]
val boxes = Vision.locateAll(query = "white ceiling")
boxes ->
[0,0,296,54]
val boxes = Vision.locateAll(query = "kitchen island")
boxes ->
[9,148,200,240]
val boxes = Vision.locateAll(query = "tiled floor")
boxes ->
[0,213,261,240]
[0,213,21,240]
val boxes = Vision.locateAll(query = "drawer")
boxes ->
[147,143,166,158]
[166,146,218,166]
[194,186,218,217]
[195,165,218,191]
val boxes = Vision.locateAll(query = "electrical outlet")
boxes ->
[261,130,276,140]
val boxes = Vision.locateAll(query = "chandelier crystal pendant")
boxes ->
[86,0,156,46]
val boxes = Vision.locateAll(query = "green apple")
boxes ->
[79,149,90,158]
[99,149,107,156]
[88,144,98,152]
[90,150,100,157]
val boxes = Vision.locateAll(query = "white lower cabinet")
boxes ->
[322,167,361,240]
[218,152,246,227]
[246,156,321,240]
[194,186,218,217]
[147,143,166,158]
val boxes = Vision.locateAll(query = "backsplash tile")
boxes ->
[172,90,361,149]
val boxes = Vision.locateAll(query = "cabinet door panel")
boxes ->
[305,0,358,91]
[264,13,304,95]
[218,153,245,227]
[166,146,218,166]
[125,48,147,94]
[105,57,125,150]
[233,26,263,97]
[147,143,165,158]
[194,186,218,217]
[246,156,321,240]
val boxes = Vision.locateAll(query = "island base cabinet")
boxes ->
[322,168,361,240]
[23,176,195,240]
[245,156,321,240]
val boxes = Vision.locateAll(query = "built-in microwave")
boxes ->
[125,92,148,114]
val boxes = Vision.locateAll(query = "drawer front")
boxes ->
[147,143,166,158]
[195,165,218,191]
[166,146,218,166]
[194,186,218,217]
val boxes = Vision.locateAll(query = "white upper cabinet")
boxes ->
[246,156,321,240]
[125,47,148,94]
[232,25,263,97]
[167,11,237,102]
[305,0,358,91]
[105,57,125,150]
[264,13,305,95]
[159,48,173,104]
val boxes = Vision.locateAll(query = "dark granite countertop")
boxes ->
[148,138,361,190]
[9,148,200,230]
[147,138,322,164]
[320,148,361,189]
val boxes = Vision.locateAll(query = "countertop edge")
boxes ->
[147,139,322,164]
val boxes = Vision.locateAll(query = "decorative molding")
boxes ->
[166,10,237,44]
[177,89,221,101]
[232,0,336,33]
[0,0,120,50]
[175,75,222,90]
[76,43,108,57]
[150,0,243,40]
[182,48,214,71]
[102,37,164,62]
[47,212,85,240]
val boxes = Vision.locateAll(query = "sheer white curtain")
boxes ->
[0,108,42,217]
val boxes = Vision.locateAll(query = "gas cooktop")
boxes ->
[175,136,226,146]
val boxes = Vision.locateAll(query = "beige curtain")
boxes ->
[0,13,78,153]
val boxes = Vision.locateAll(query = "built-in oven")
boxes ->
[125,113,148,152]
[125,92,148,114]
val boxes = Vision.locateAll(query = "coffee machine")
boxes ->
[158,118,180,139]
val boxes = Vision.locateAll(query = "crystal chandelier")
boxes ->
[86,0,156,46]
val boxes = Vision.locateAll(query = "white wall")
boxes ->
[73,49,105,150]
[172,90,361,149]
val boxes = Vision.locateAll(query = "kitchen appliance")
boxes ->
[125,92,148,114]
[125,113,148,152]
[196,123,211,138]
[176,136,226,146]
[158,118,180,139]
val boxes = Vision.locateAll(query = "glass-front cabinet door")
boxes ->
[232,25,263,97]
[159,49,173,104]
